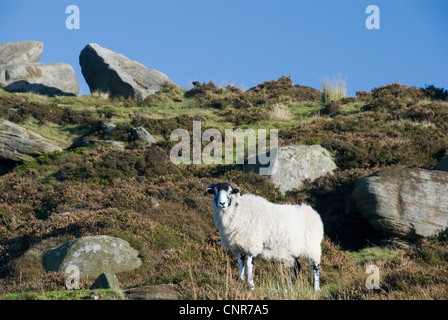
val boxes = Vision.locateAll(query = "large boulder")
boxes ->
[0,119,62,162]
[352,168,448,240]
[0,63,79,96]
[245,145,338,194]
[42,235,142,277]
[79,43,177,103]
[0,41,43,65]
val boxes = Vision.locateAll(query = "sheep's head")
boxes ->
[204,182,241,209]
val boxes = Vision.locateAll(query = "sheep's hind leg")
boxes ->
[289,257,302,283]
[237,254,246,281]
[246,255,255,290]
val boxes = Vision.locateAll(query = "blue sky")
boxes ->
[1,0,447,96]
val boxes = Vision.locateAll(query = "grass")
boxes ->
[346,246,401,265]
[1,289,124,300]
[268,103,292,121]
[321,74,347,104]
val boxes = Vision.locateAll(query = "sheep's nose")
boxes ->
[219,202,226,207]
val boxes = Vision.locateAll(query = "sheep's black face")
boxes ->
[204,183,241,209]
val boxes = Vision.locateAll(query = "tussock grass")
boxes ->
[268,103,292,121]
[321,74,347,104]
[91,90,110,100]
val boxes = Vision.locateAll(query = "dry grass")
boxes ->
[268,103,293,121]
[90,90,110,100]
[321,75,347,104]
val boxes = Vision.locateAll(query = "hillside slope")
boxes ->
[0,78,447,299]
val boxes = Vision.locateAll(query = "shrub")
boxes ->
[356,91,372,101]
[220,108,268,125]
[143,83,184,106]
[249,76,320,105]
[321,100,341,116]
[372,83,424,101]
[422,84,448,101]
[364,83,425,116]
[132,114,206,139]
[56,146,182,183]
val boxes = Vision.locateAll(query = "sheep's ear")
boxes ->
[204,184,216,196]
[232,188,242,196]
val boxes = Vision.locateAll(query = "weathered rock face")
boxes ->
[0,63,79,96]
[0,41,43,65]
[352,168,448,240]
[79,43,177,103]
[245,145,338,194]
[42,235,142,277]
[0,119,62,162]
[434,156,448,171]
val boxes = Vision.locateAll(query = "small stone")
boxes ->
[130,127,156,145]
[102,123,117,136]
[90,272,120,290]
[87,290,102,300]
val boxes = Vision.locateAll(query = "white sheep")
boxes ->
[204,182,324,291]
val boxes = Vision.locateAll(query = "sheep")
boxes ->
[204,182,324,291]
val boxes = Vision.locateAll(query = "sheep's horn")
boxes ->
[204,184,215,196]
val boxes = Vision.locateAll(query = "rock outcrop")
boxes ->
[352,168,448,240]
[0,119,62,162]
[42,235,142,277]
[0,41,78,96]
[245,145,338,194]
[0,63,79,96]
[79,43,177,103]
[0,41,43,65]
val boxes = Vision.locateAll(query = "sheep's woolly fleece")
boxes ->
[213,193,324,266]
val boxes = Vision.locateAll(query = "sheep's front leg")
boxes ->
[237,254,246,281]
[312,262,321,291]
[246,255,255,290]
